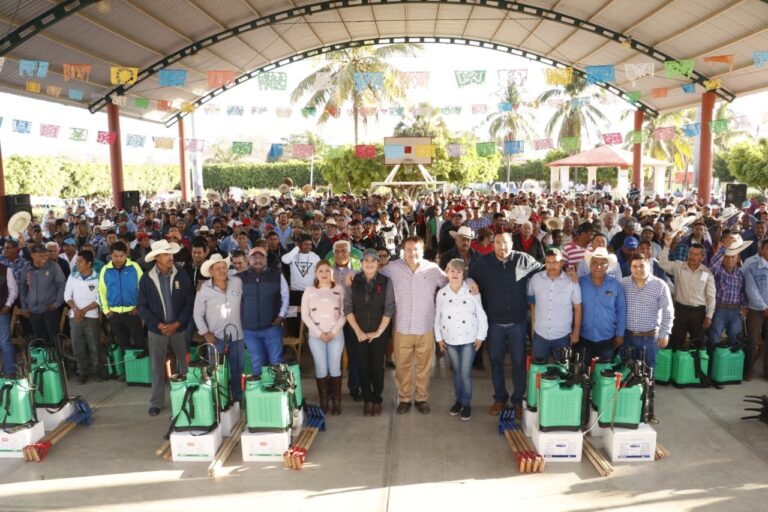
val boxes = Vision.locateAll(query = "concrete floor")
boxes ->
[1,355,767,512]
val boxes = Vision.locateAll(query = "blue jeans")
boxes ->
[243,326,283,376]
[307,332,345,378]
[579,337,615,364]
[709,308,742,349]
[445,343,475,407]
[213,338,245,401]
[0,313,13,375]
[532,333,570,362]
[623,334,658,369]
[488,322,527,405]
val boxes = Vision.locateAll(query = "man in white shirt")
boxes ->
[64,250,102,384]
[281,234,321,336]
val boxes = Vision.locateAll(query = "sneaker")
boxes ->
[460,407,472,421]
[449,401,462,416]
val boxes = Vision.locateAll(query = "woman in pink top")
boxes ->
[301,260,346,415]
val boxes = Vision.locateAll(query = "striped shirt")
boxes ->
[380,258,447,335]
[619,275,674,337]
[709,247,746,306]
[562,241,587,268]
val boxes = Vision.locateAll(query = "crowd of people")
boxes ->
[2,182,767,421]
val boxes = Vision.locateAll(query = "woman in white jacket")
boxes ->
[434,258,488,421]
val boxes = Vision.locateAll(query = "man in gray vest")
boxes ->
[238,246,289,378]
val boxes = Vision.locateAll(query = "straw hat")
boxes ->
[97,219,115,231]
[449,226,475,240]
[719,204,739,223]
[7,211,31,240]
[200,254,231,278]
[507,205,532,225]
[546,217,564,231]
[145,240,181,262]
[669,215,697,236]
[583,247,618,272]
[598,211,616,224]
[725,235,753,257]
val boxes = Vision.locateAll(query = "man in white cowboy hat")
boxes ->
[576,233,622,280]
[660,232,716,350]
[619,254,674,371]
[439,226,481,271]
[193,254,245,401]
[437,210,466,255]
[578,247,627,363]
[137,240,196,416]
[708,234,751,351]
[599,211,621,241]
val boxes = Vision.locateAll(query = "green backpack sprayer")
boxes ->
[28,339,68,410]
[166,345,220,436]
[592,350,654,429]
[709,335,746,386]
[245,363,298,432]
[0,357,37,430]
[525,351,568,412]
[536,349,590,432]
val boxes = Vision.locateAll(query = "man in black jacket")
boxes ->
[137,240,195,417]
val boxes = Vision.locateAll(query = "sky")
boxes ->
[1,44,767,166]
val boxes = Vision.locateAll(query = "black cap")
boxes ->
[577,222,594,234]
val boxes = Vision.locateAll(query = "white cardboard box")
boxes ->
[532,421,583,462]
[241,429,291,462]
[0,421,45,459]
[220,403,241,438]
[584,408,607,438]
[37,401,75,431]
[170,425,223,462]
[603,423,657,463]
[522,401,538,436]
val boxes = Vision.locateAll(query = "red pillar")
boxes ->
[0,141,7,236]
[178,118,188,202]
[698,91,716,204]
[632,109,644,191]
[107,103,125,210]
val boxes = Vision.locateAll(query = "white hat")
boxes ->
[195,225,210,235]
[449,226,475,240]
[725,235,753,257]
[719,204,739,223]
[145,240,181,262]
[324,218,337,226]
[584,247,618,272]
[200,254,231,278]
[546,217,564,231]
[669,215,697,236]
[97,219,115,231]
[7,211,31,240]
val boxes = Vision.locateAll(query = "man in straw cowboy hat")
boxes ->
[137,240,196,416]
[708,234,751,351]
[578,247,627,363]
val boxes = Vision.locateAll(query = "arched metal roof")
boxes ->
[1,0,767,124]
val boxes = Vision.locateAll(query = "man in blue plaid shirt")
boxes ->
[708,233,750,351]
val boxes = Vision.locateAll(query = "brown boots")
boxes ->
[329,376,342,415]
[315,378,330,413]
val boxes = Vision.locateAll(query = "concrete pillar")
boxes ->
[653,166,666,196]
[559,167,570,192]
[633,109,644,191]
[587,166,597,191]
[697,91,716,203]
[617,167,630,197]
[550,167,558,192]
[178,118,188,202]
[107,103,124,210]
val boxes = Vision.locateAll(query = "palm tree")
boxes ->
[536,75,610,152]
[713,102,753,153]
[290,44,421,144]
[485,84,535,189]
[622,109,696,190]
[394,103,450,138]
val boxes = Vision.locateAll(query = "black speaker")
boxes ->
[725,183,747,207]
[4,194,32,219]
[121,190,140,210]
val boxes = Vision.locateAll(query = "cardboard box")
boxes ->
[292,408,305,438]
[220,403,241,438]
[603,423,657,463]
[0,422,45,459]
[170,425,223,462]
[532,421,583,462]
[522,401,537,436]
[37,401,75,431]
[241,429,291,462]
[584,408,607,438]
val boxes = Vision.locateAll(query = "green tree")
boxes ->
[535,75,610,152]
[485,84,535,142]
[321,145,389,193]
[394,103,450,139]
[728,139,768,191]
[713,151,735,183]
[290,44,421,144]
[280,131,327,159]
[432,133,501,186]
[205,140,244,164]
[623,109,695,190]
